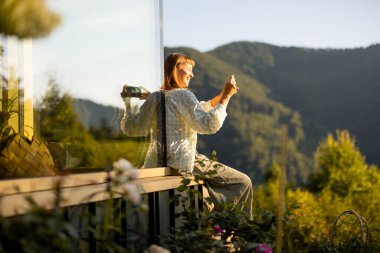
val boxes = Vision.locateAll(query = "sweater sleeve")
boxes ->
[199,100,213,111]
[176,90,227,135]
[120,93,158,137]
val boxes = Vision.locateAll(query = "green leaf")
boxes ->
[177,185,187,192]
[182,178,191,186]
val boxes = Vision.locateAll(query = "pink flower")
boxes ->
[213,224,223,234]
[256,243,272,253]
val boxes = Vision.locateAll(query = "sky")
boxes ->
[32,0,161,108]
[27,0,380,108]
[163,0,380,51]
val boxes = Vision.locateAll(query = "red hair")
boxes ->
[161,53,195,90]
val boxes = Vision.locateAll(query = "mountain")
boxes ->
[73,42,380,184]
[209,42,380,166]
[72,48,311,184]
[164,47,311,184]
[73,99,123,134]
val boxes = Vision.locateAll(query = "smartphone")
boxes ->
[122,86,142,98]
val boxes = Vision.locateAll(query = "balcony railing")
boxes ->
[0,167,204,251]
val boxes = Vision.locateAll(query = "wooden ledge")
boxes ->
[0,168,203,217]
[139,175,202,193]
[0,167,174,196]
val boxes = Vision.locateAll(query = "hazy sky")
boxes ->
[163,0,380,51]
[33,0,161,108]
[28,0,380,108]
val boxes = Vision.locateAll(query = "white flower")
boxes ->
[114,174,128,185]
[113,158,134,172]
[112,158,139,183]
[129,169,139,180]
[144,244,170,253]
[122,183,141,204]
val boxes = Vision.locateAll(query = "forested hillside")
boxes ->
[72,42,380,185]
[164,47,311,184]
[210,42,380,167]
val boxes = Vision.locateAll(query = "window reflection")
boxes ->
[120,90,167,168]
[0,0,163,176]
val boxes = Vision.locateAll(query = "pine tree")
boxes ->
[37,79,97,168]
[310,130,367,196]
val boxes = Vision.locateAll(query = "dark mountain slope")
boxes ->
[73,99,122,134]
[210,42,380,166]
[165,47,311,183]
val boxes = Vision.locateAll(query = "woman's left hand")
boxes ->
[223,75,239,97]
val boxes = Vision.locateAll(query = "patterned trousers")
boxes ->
[191,153,254,220]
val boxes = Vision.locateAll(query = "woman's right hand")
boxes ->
[120,86,132,98]
[222,75,239,97]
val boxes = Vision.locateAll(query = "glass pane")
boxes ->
[0,0,163,177]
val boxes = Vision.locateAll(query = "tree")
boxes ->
[253,130,380,250]
[0,0,60,38]
[37,79,97,168]
[310,130,380,245]
[309,130,367,195]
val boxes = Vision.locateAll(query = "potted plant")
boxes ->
[0,95,58,179]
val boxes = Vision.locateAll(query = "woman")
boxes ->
[121,53,253,219]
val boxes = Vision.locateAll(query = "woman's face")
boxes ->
[176,62,194,88]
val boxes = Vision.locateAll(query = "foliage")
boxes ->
[82,158,148,253]
[0,0,60,38]
[161,175,220,253]
[36,79,98,169]
[0,181,79,253]
[309,130,367,194]
[37,80,84,142]
[161,174,276,253]
[91,139,148,168]
[0,96,20,131]
[253,130,380,252]
[1,130,379,252]
[0,158,149,253]
[34,79,149,170]
[314,131,380,248]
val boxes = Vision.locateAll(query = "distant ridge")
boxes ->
[209,41,380,167]
[73,98,123,133]
[73,41,380,184]
[165,46,310,184]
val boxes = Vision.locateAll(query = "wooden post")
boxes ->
[276,125,288,253]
